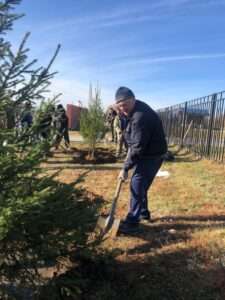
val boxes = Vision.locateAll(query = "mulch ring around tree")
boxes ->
[70,147,120,164]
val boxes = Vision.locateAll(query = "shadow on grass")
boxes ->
[42,165,123,171]
[1,170,224,300]
[85,247,225,300]
[174,155,202,163]
[155,214,225,222]
[0,170,105,299]
[167,148,202,163]
[118,214,225,256]
[38,222,225,300]
[37,211,225,300]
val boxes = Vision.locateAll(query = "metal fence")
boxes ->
[158,90,225,163]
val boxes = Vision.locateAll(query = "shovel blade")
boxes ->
[110,218,121,238]
[95,215,111,237]
[95,216,107,232]
[94,215,121,239]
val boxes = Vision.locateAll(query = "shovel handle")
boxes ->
[114,178,123,199]
[113,149,130,199]
[108,178,123,218]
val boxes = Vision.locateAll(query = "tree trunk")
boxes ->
[6,107,15,129]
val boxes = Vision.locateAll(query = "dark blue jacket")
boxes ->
[21,110,33,127]
[123,100,167,171]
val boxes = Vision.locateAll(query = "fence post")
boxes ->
[180,102,188,147]
[206,93,217,156]
[167,107,173,145]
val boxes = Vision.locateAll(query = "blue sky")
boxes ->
[7,0,225,109]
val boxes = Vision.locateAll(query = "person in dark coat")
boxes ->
[38,108,53,140]
[115,87,168,234]
[21,102,33,128]
[54,104,70,149]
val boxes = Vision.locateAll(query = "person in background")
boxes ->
[105,105,117,142]
[38,108,53,140]
[113,109,128,158]
[21,101,33,128]
[54,104,70,149]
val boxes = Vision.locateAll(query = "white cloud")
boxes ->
[109,53,225,68]
[141,53,225,64]
[48,51,225,110]
[23,0,196,35]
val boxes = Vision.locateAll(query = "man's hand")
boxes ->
[118,169,128,181]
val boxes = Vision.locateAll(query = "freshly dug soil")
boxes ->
[71,147,118,164]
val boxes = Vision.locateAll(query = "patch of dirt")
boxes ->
[71,146,118,164]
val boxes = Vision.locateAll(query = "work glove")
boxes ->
[118,169,128,181]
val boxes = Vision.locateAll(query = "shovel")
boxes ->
[95,178,123,238]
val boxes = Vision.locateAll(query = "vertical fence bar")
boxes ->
[219,94,225,162]
[167,108,172,145]
[206,94,217,157]
[157,90,225,164]
[180,102,188,147]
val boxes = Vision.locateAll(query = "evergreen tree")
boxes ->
[0,2,61,295]
[80,84,106,159]
[0,3,109,299]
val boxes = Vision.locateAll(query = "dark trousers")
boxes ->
[55,128,70,148]
[126,158,163,223]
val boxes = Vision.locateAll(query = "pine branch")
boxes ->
[0,28,61,106]
[0,0,24,34]
[0,33,30,89]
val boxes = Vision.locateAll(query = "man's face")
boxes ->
[116,98,135,116]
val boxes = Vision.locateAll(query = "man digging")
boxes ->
[115,87,168,234]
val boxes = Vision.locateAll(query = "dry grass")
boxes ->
[42,134,225,300]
